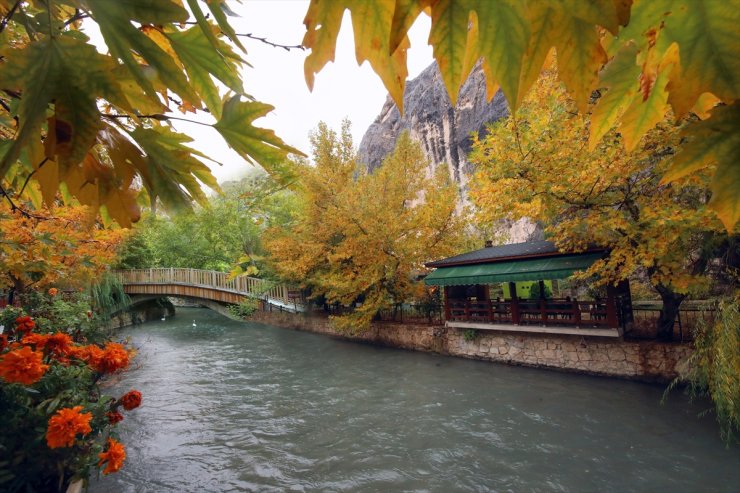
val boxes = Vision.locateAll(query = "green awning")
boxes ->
[424,253,603,286]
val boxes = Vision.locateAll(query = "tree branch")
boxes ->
[62,9,89,28]
[101,113,213,128]
[18,157,49,197]
[234,33,305,51]
[0,1,20,34]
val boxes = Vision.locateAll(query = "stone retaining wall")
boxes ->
[248,311,692,383]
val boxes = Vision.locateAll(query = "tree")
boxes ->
[0,1,302,227]
[117,171,298,274]
[0,202,126,294]
[266,122,465,329]
[302,0,740,231]
[469,70,729,339]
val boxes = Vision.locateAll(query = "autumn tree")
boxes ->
[469,71,730,339]
[266,122,465,329]
[0,202,126,295]
[302,0,739,231]
[0,1,301,226]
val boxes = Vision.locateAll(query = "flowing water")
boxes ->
[92,308,739,492]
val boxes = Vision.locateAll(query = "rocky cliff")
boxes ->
[358,62,538,242]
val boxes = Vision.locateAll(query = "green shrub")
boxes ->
[229,298,260,319]
[463,328,479,342]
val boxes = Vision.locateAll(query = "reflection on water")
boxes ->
[92,308,739,492]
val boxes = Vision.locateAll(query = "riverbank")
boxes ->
[248,310,692,383]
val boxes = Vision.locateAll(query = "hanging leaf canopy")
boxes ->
[302,0,740,231]
[0,0,303,227]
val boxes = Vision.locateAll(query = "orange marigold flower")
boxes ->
[45,332,73,358]
[0,346,49,385]
[14,316,35,335]
[93,343,130,373]
[46,406,93,448]
[0,334,7,351]
[98,438,126,474]
[48,287,58,297]
[22,333,49,348]
[70,344,103,367]
[106,411,124,424]
[120,390,142,411]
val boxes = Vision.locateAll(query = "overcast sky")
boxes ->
[165,0,434,183]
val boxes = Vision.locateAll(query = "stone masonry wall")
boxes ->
[248,311,692,383]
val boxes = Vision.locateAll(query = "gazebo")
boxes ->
[424,240,633,337]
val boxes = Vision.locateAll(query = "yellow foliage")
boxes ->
[303,0,740,230]
[469,71,725,296]
[266,122,465,330]
[0,203,126,292]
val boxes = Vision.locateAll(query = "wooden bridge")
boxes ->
[113,268,305,312]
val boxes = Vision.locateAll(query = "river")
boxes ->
[91,307,739,492]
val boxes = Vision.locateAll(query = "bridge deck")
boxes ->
[115,268,305,312]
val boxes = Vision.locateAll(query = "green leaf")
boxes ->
[552,13,607,113]
[662,0,740,117]
[429,0,474,106]
[0,39,58,180]
[474,0,530,109]
[166,25,244,119]
[214,96,305,181]
[612,0,740,117]
[205,0,246,51]
[129,125,221,211]
[589,42,641,149]
[662,102,740,231]
[0,36,128,179]
[80,0,199,106]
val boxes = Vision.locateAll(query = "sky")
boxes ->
[170,0,434,183]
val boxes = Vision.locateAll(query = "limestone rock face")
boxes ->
[358,62,538,243]
[359,62,507,181]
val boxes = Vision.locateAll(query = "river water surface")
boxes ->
[92,308,738,492]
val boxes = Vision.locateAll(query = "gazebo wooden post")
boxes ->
[443,286,451,320]
[538,280,547,324]
[483,284,493,321]
[508,282,520,324]
[606,285,618,328]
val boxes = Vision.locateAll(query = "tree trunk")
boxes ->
[654,284,686,340]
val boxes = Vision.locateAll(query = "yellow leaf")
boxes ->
[619,65,671,151]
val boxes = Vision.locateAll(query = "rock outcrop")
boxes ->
[358,62,538,242]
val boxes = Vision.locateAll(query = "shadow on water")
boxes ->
[93,307,739,493]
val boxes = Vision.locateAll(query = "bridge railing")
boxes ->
[113,268,297,307]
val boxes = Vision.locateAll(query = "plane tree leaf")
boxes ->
[428,0,474,106]
[205,0,246,51]
[662,103,740,231]
[78,0,199,107]
[589,42,641,149]
[129,125,221,212]
[166,25,245,118]
[473,0,529,108]
[214,96,305,183]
